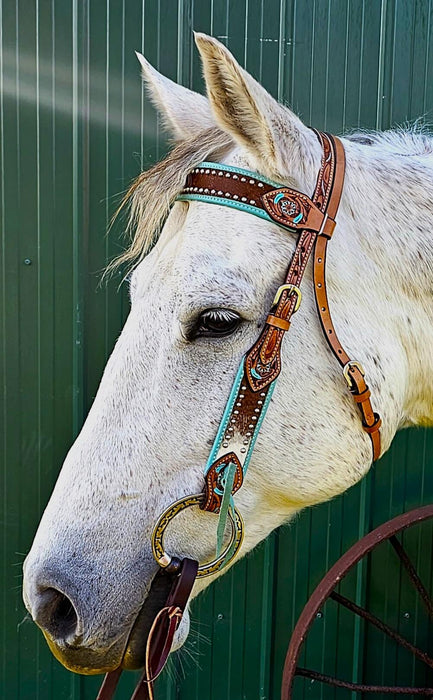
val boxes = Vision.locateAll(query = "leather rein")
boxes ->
[97,130,381,699]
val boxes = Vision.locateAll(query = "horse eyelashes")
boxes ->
[187,308,242,340]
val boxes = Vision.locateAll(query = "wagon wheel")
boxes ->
[282,504,433,698]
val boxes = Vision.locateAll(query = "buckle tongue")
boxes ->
[343,360,365,389]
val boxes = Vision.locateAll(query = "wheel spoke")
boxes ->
[390,535,433,620]
[295,667,433,695]
[330,591,433,669]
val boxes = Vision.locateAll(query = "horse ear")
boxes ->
[135,52,214,140]
[194,34,321,181]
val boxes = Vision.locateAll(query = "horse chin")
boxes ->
[42,631,125,675]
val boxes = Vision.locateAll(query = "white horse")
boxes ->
[22,33,433,676]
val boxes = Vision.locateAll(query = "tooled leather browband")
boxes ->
[179,131,381,519]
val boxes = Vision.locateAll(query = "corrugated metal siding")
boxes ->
[1,1,433,698]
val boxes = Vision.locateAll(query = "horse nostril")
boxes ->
[35,587,79,643]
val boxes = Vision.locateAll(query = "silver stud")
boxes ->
[218,190,223,196]
[225,172,231,177]
[258,182,264,188]
[243,439,249,445]
[241,177,246,182]
[205,169,210,174]
[193,187,198,192]
[240,448,246,454]
[231,418,236,424]
[249,179,255,184]
[260,392,266,397]
[258,400,263,405]
[254,408,260,413]
[242,386,247,391]
[241,197,247,202]
[228,426,234,432]
[225,192,231,197]
[211,170,216,175]
[218,171,223,176]
[239,394,244,399]
[200,168,204,173]
[246,432,252,437]
[223,442,228,448]
[252,416,257,421]
[204,188,209,193]
[211,189,216,194]
[250,200,256,205]
[234,410,239,415]
[248,424,254,429]
[233,195,239,200]
[233,174,238,179]
[199,188,203,193]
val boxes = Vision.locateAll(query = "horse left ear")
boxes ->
[194,33,321,182]
[136,51,214,141]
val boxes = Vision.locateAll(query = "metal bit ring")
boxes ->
[151,494,244,578]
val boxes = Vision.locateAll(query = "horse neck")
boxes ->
[342,139,433,429]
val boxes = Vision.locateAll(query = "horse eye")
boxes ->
[193,308,242,339]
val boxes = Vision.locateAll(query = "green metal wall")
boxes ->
[1,1,433,698]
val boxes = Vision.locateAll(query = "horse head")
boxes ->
[22,33,433,675]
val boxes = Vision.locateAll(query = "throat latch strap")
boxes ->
[312,131,382,460]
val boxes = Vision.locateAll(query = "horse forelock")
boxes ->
[107,127,233,276]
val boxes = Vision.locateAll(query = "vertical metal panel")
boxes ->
[1,1,433,698]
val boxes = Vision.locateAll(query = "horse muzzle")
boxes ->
[23,554,196,675]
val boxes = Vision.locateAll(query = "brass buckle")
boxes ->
[343,360,365,388]
[151,494,244,579]
[272,284,302,312]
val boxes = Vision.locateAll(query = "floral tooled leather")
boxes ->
[245,332,282,391]
[202,453,243,513]
[261,188,313,228]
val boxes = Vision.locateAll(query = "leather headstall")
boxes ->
[177,129,381,517]
[96,130,382,700]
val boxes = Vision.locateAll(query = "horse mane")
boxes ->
[107,126,233,276]
[108,122,433,277]
[346,123,433,156]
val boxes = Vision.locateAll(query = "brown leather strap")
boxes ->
[312,132,381,460]
[96,669,122,700]
[97,559,198,700]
